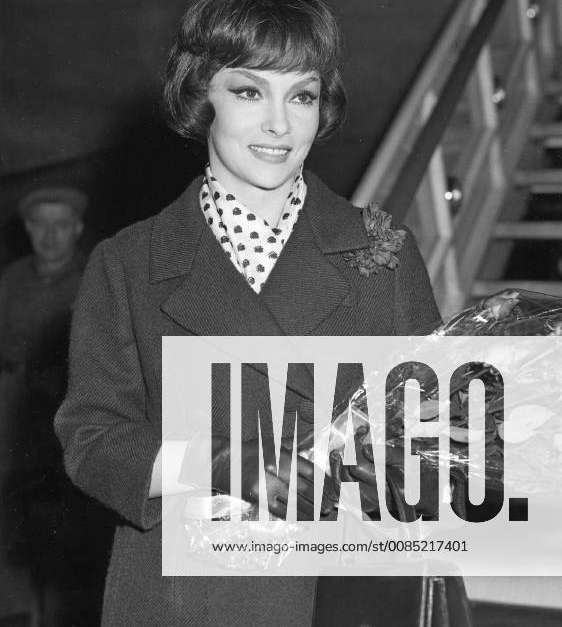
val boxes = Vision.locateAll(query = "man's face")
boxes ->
[25,202,83,266]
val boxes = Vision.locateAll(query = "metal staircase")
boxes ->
[478,60,562,298]
[351,0,562,318]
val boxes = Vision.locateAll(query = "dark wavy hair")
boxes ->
[163,0,347,144]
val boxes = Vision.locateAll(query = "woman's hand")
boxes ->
[212,436,336,520]
[332,426,460,521]
[329,427,383,516]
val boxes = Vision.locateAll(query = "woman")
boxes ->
[55,0,444,624]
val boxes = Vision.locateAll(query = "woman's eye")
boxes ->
[291,91,318,105]
[231,87,261,101]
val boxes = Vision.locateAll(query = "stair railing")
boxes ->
[351,0,560,314]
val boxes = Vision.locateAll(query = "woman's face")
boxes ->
[207,67,320,197]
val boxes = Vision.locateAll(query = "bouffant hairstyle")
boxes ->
[163,0,346,144]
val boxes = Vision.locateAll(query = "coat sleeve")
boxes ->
[393,226,442,335]
[54,239,161,530]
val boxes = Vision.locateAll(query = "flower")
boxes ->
[343,203,406,275]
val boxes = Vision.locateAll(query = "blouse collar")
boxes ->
[199,165,307,293]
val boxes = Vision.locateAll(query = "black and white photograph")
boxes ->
[1,1,562,625]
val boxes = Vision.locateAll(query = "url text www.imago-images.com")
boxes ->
[161,336,562,577]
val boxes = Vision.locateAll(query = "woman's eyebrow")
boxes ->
[291,76,320,89]
[227,69,320,89]
[228,69,268,85]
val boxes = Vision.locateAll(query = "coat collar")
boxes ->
[149,178,203,284]
[150,171,371,334]
[304,171,369,254]
[150,171,370,400]
[150,171,368,285]
[150,170,370,336]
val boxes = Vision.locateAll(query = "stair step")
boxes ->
[472,280,562,297]
[543,137,562,150]
[513,169,562,190]
[530,122,562,140]
[494,221,562,239]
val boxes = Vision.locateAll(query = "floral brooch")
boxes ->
[343,203,407,276]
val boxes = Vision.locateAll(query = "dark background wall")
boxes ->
[1,0,459,264]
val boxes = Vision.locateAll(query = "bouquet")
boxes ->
[181,290,562,568]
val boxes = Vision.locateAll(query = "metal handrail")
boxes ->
[381,0,507,222]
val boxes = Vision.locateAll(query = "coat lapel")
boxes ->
[151,178,283,337]
[150,178,311,400]
[259,172,369,398]
[261,171,369,336]
[149,173,369,402]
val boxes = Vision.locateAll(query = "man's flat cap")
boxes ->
[18,186,88,218]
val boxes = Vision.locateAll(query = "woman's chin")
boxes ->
[245,165,301,191]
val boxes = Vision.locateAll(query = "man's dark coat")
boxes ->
[55,172,440,626]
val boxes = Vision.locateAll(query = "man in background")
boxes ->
[0,186,86,383]
[0,186,100,626]
[0,187,86,486]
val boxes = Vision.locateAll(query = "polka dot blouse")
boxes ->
[199,166,306,293]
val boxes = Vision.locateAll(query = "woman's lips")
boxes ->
[249,144,291,163]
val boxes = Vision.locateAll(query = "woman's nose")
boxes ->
[261,101,290,136]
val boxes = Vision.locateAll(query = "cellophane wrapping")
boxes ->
[182,289,562,568]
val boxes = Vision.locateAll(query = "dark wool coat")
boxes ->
[55,172,441,626]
